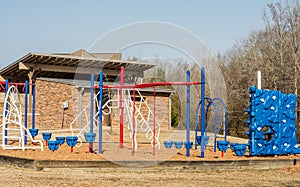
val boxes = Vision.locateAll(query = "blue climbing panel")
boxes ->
[245,86,300,156]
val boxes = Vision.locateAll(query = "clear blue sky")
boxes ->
[0,0,270,68]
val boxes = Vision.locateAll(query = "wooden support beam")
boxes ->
[0,75,6,81]
[19,62,29,70]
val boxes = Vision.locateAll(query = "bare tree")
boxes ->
[222,0,300,137]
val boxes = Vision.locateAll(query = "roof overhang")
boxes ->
[0,52,155,81]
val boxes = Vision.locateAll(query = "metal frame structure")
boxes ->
[195,96,227,156]
[70,66,206,157]
[0,84,43,151]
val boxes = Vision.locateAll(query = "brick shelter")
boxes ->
[0,50,173,131]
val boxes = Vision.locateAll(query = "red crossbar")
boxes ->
[0,82,34,85]
[94,81,203,89]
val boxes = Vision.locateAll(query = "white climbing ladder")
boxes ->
[70,88,161,150]
[123,89,160,150]
[0,86,43,151]
[69,91,101,147]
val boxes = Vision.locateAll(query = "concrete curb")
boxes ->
[0,155,298,171]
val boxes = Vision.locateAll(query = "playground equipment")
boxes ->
[219,86,300,157]
[174,141,183,149]
[29,128,39,141]
[244,86,300,156]
[229,142,238,151]
[234,144,247,156]
[56,136,65,145]
[195,96,227,157]
[195,135,209,147]
[163,140,173,148]
[42,132,52,146]
[185,141,193,149]
[84,132,96,152]
[48,140,59,152]
[66,136,78,153]
[45,136,65,152]
[70,71,163,155]
[0,82,43,151]
[216,140,230,157]
[69,67,206,157]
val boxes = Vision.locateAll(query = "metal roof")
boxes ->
[0,50,155,81]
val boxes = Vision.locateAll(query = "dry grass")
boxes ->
[0,164,300,187]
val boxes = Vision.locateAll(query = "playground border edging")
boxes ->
[0,155,36,169]
[0,155,299,171]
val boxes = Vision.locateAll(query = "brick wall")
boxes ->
[35,80,76,130]
[34,80,170,130]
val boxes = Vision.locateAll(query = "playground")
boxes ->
[0,66,300,172]
[0,61,300,187]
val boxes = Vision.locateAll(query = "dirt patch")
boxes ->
[279,164,300,174]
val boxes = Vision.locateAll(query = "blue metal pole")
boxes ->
[186,70,191,157]
[98,71,103,154]
[4,80,8,145]
[200,68,205,158]
[90,74,94,152]
[195,102,201,150]
[32,83,36,129]
[225,111,228,141]
[24,81,28,144]
[214,109,217,152]
[214,104,217,152]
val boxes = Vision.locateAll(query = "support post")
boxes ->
[153,86,156,156]
[79,88,84,129]
[186,70,191,157]
[132,88,136,156]
[120,66,124,149]
[257,71,261,89]
[200,68,205,158]
[4,80,8,145]
[168,93,173,129]
[89,74,94,153]
[24,81,28,144]
[28,69,34,134]
[31,83,36,129]
[225,111,228,141]
[98,70,103,154]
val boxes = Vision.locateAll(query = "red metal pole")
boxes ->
[89,144,92,153]
[153,86,156,156]
[132,88,136,156]
[32,137,35,145]
[120,66,124,149]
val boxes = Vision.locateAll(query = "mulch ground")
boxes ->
[0,139,300,163]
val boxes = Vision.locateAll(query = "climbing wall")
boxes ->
[245,86,300,156]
